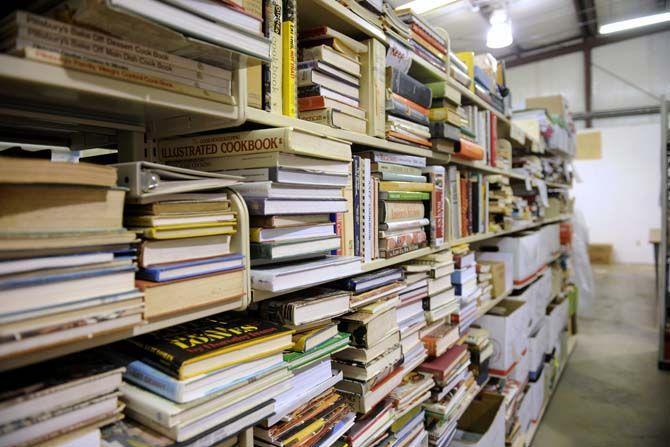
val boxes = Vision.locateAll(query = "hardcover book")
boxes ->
[127,314,294,379]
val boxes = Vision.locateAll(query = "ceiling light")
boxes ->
[599,11,670,34]
[487,9,513,49]
[395,0,459,15]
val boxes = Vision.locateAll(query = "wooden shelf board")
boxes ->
[360,246,435,272]
[527,335,578,446]
[245,107,433,158]
[409,54,448,84]
[475,290,511,320]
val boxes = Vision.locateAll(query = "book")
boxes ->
[333,267,404,294]
[430,121,462,142]
[136,254,243,282]
[422,324,459,358]
[138,235,231,267]
[379,201,425,223]
[417,344,468,383]
[267,0,283,113]
[250,214,332,228]
[379,181,434,193]
[298,84,360,107]
[332,344,402,383]
[250,223,335,243]
[135,268,245,319]
[245,198,347,215]
[1,185,125,233]
[212,152,349,174]
[385,67,432,109]
[299,27,368,54]
[300,108,367,134]
[125,212,235,228]
[291,323,339,352]
[0,157,117,187]
[333,330,400,364]
[231,181,343,199]
[250,236,341,263]
[297,68,358,99]
[135,222,236,240]
[298,95,366,120]
[386,92,429,126]
[386,130,432,148]
[338,308,398,349]
[297,60,360,86]
[359,38,385,137]
[454,138,485,160]
[251,256,361,292]
[283,332,350,370]
[356,151,426,168]
[121,352,285,403]
[300,45,361,77]
[156,128,352,166]
[127,314,293,379]
[422,166,445,247]
[258,288,350,326]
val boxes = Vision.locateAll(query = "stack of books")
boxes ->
[1,9,257,104]
[116,161,245,321]
[386,371,435,444]
[476,261,495,305]
[472,54,506,113]
[340,267,406,311]
[395,9,447,72]
[385,67,432,148]
[298,27,368,134]
[464,327,493,386]
[0,353,124,447]
[427,81,462,154]
[114,314,294,444]
[342,401,396,447]
[337,0,383,29]
[449,52,471,89]
[154,127,361,293]
[488,174,514,232]
[450,246,480,334]
[256,287,351,437]
[394,274,429,373]
[0,158,139,362]
[419,345,478,447]
[353,151,433,262]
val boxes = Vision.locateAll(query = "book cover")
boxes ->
[127,314,292,378]
[385,67,432,109]
[356,151,426,168]
[281,0,297,117]
[379,201,425,223]
[378,191,430,201]
[136,254,243,282]
[267,0,283,113]
[422,166,445,247]
[379,181,434,193]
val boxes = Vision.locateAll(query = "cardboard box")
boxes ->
[511,342,530,383]
[576,130,602,160]
[453,393,506,447]
[491,232,542,285]
[588,243,613,264]
[551,264,562,298]
[479,260,506,298]
[547,298,568,351]
[529,321,548,374]
[511,282,537,335]
[530,369,545,422]
[517,388,533,434]
[479,299,529,376]
[525,95,569,119]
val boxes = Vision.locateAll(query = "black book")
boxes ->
[385,67,432,109]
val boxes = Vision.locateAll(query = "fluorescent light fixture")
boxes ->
[395,0,459,15]
[599,11,670,34]
[487,9,513,49]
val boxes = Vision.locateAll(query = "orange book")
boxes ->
[410,24,447,54]
[454,138,485,161]
[386,130,432,148]
[389,92,429,117]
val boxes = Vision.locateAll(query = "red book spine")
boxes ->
[490,113,497,167]
[410,24,447,54]
[454,138,485,161]
[297,95,327,111]
[460,178,469,237]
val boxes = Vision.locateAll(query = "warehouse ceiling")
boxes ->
[390,0,669,60]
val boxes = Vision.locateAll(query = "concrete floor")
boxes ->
[534,264,670,447]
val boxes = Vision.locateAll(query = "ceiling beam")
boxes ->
[573,0,591,37]
[503,22,670,68]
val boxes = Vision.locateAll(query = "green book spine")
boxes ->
[379,191,431,201]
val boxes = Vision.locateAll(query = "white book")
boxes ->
[232,181,344,199]
[363,158,373,264]
[251,256,361,292]
[0,252,113,276]
[140,235,231,268]
[251,223,336,243]
[162,0,261,34]
[223,167,348,187]
[245,198,347,215]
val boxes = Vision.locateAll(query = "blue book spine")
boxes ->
[124,361,181,402]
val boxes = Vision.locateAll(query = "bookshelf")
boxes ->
[409,53,449,84]
[297,0,386,41]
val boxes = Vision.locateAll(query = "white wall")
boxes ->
[506,32,669,264]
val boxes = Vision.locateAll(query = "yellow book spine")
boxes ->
[143,226,236,240]
[455,51,475,92]
[249,227,263,243]
[379,181,435,192]
[281,0,297,117]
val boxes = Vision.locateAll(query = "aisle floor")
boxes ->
[534,264,670,447]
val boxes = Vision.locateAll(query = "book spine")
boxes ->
[379,230,426,250]
[244,0,264,19]
[471,174,479,234]
[381,242,427,259]
[8,11,231,80]
[20,47,234,104]
[124,362,182,402]
[299,108,335,126]
[282,0,297,117]
[297,95,326,110]
[359,151,425,168]
[353,156,361,257]
[363,158,372,264]
[490,113,497,167]
[379,191,429,201]
[454,138,485,161]
[359,38,385,138]
[378,172,426,182]
[423,167,445,247]
[266,0,283,113]
[381,201,425,222]
[386,98,429,126]
[410,24,446,54]
[372,162,420,176]
[385,67,432,109]
[250,243,274,259]
[459,177,467,237]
